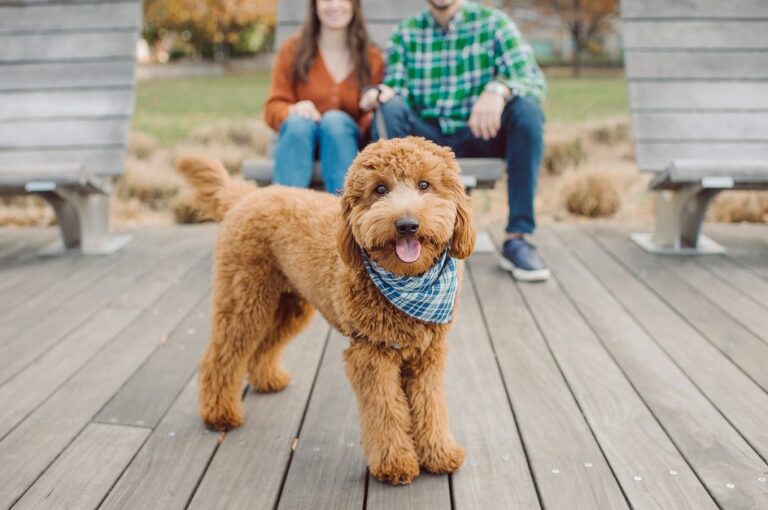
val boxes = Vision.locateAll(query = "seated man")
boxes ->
[361,0,549,281]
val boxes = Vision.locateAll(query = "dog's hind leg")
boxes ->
[198,265,283,432]
[247,293,314,393]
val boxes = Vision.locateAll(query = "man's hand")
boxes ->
[288,100,321,121]
[359,84,396,111]
[468,91,505,140]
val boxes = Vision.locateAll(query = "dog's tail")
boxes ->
[176,156,255,221]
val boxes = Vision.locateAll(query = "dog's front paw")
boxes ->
[369,451,420,485]
[419,441,465,474]
[200,402,244,432]
[249,364,291,393]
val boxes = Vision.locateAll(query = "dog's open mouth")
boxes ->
[395,237,422,263]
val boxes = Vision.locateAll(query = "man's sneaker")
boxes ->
[499,238,551,282]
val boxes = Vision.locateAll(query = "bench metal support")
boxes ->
[631,185,725,255]
[40,189,130,255]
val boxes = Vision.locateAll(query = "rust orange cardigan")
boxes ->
[264,35,384,134]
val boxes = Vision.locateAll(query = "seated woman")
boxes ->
[264,0,384,194]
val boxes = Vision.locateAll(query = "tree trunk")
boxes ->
[571,20,583,77]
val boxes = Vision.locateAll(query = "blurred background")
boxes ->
[3,0,765,230]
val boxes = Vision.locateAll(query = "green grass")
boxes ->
[134,70,628,145]
[134,71,272,145]
[543,75,629,123]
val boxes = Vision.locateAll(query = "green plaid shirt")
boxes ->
[383,2,546,135]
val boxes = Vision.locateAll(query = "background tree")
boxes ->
[143,0,277,60]
[498,0,618,76]
[545,0,618,76]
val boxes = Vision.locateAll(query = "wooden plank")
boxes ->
[0,118,130,149]
[0,147,126,176]
[0,31,137,63]
[0,89,134,120]
[632,112,768,142]
[0,60,134,92]
[594,227,768,393]
[468,254,630,509]
[94,295,211,428]
[99,378,221,510]
[0,306,140,439]
[660,257,768,345]
[367,474,450,510]
[0,2,140,33]
[635,142,768,172]
[13,423,150,510]
[625,51,768,80]
[0,250,212,508]
[488,229,718,510]
[543,225,768,509]
[623,21,768,49]
[697,255,768,310]
[445,272,541,510]
[0,231,208,385]
[706,225,768,280]
[629,82,768,110]
[574,225,768,462]
[621,0,767,18]
[186,316,331,510]
[276,331,367,510]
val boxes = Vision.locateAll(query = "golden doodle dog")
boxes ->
[177,136,475,485]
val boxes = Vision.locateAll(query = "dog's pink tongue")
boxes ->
[395,237,422,263]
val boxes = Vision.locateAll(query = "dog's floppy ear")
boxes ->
[337,194,364,267]
[448,181,476,259]
[428,141,476,259]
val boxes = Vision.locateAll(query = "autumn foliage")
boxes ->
[143,0,276,55]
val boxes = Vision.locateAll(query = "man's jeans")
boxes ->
[372,97,544,234]
[273,110,360,194]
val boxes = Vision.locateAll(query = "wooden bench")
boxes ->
[621,0,768,254]
[242,0,505,192]
[0,0,142,254]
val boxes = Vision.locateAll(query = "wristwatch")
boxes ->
[484,81,512,101]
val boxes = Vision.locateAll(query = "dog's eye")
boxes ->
[375,184,388,195]
[418,180,429,190]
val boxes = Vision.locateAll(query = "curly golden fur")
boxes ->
[177,137,475,485]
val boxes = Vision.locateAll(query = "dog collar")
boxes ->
[362,248,458,325]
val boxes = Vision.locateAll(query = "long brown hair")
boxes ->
[293,0,373,86]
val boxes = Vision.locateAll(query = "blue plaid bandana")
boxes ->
[363,249,458,325]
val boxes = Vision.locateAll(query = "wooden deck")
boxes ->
[1,223,767,510]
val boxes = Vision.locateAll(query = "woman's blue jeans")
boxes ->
[273,110,360,194]
[372,96,544,234]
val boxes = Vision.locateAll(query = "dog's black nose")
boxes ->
[395,217,420,236]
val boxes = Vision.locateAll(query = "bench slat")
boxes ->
[636,143,768,172]
[623,21,768,49]
[0,89,134,120]
[625,51,768,80]
[629,82,768,110]
[0,31,137,63]
[0,148,126,176]
[633,112,768,141]
[621,0,767,18]
[0,61,135,92]
[0,2,140,33]
[0,118,130,149]
[279,0,414,23]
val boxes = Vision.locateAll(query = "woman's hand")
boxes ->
[289,100,321,121]
[359,84,396,111]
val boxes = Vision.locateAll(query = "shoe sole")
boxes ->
[498,256,551,282]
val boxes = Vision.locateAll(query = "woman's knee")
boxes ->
[319,110,357,137]
[279,114,317,140]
